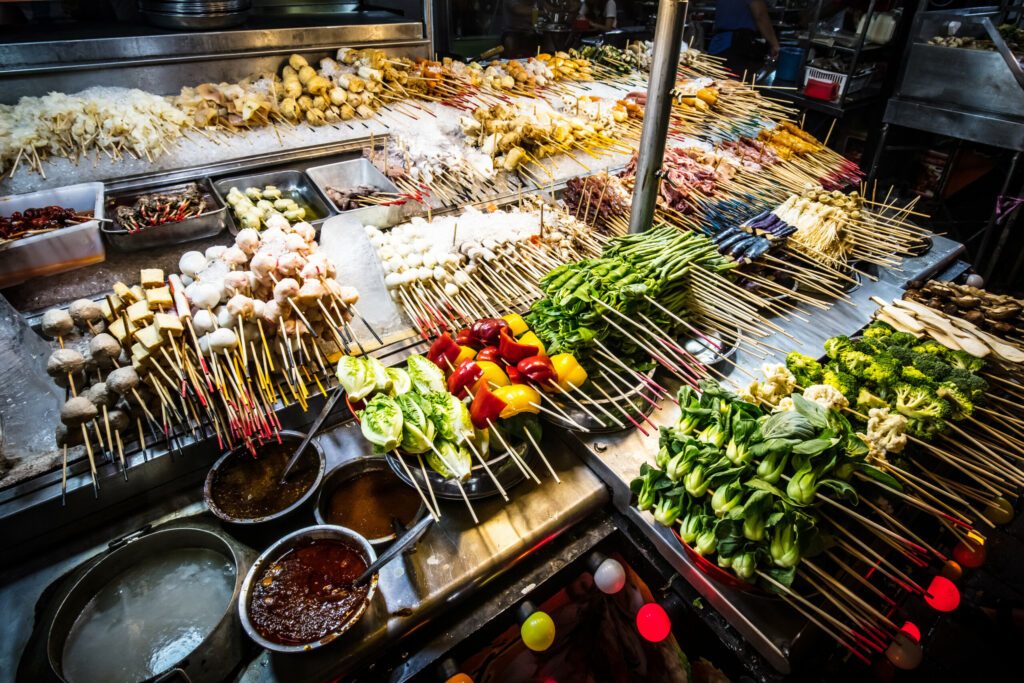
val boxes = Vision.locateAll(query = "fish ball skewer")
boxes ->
[41,309,75,338]
[193,309,217,335]
[69,299,103,329]
[178,251,208,278]
[47,349,86,377]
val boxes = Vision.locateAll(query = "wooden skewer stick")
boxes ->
[521,425,559,484]
[755,571,873,664]
[392,451,440,521]
[488,419,541,484]
[415,453,442,520]
[425,439,481,522]
[461,437,508,500]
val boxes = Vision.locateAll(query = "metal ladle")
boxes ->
[280,387,343,482]
[355,514,434,585]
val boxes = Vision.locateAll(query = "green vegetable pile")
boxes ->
[631,380,898,587]
[526,227,736,370]
[338,354,540,481]
[786,321,988,439]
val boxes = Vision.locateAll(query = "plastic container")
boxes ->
[0,182,106,288]
[775,47,805,82]
[804,77,840,101]
[803,65,875,101]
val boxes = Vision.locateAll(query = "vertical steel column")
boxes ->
[627,0,687,234]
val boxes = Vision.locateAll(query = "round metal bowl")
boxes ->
[238,525,379,653]
[542,367,660,434]
[906,235,933,257]
[48,525,254,683]
[678,325,740,367]
[314,458,427,545]
[204,431,326,525]
[383,438,533,500]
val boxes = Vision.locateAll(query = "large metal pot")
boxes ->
[47,525,254,683]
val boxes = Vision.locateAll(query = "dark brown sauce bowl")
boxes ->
[204,431,326,525]
[314,458,427,546]
[238,525,378,653]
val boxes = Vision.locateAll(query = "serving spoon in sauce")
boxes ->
[280,387,343,483]
[355,514,434,586]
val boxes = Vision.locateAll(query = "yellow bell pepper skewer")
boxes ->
[493,384,542,419]
[549,353,588,391]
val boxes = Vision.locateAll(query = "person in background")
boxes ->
[574,0,617,31]
[587,0,618,31]
[709,0,780,77]
[502,0,537,57]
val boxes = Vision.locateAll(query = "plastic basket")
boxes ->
[802,65,875,101]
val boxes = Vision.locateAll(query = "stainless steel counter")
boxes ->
[563,236,967,674]
[0,418,608,681]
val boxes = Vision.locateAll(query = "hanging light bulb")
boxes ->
[899,621,921,643]
[636,603,672,642]
[924,575,960,612]
[885,632,923,670]
[518,601,556,652]
[594,557,626,594]
[952,532,986,569]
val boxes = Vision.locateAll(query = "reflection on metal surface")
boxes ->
[0,24,425,71]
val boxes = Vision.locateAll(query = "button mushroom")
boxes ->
[89,333,122,368]
[106,366,140,396]
[68,299,103,329]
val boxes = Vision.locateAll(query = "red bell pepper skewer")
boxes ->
[470,384,507,430]
[427,332,462,370]
[447,360,484,399]
[498,329,538,364]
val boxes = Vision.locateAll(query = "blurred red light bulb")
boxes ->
[924,575,960,612]
[636,603,672,642]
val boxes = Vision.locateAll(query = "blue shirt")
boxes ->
[713,0,757,32]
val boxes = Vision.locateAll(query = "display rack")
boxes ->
[869,2,1024,282]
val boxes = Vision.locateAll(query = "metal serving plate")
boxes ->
[543,367,660,434]
[384,440,534,501]
[102,179,227,252]
[212,169,335,235]
[306,158,404,229]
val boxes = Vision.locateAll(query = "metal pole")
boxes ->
[627,0,687,234]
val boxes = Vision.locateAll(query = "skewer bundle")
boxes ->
[524,225,791,397]
[1,87,190,177]
[638,350,1024,664]
[458,101,632,181]
[39,223,373,497]
[369,201,604,338]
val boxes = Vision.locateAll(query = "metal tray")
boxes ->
[101,179,227,252]
[212,169,335,235]
[306,158,404,229]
